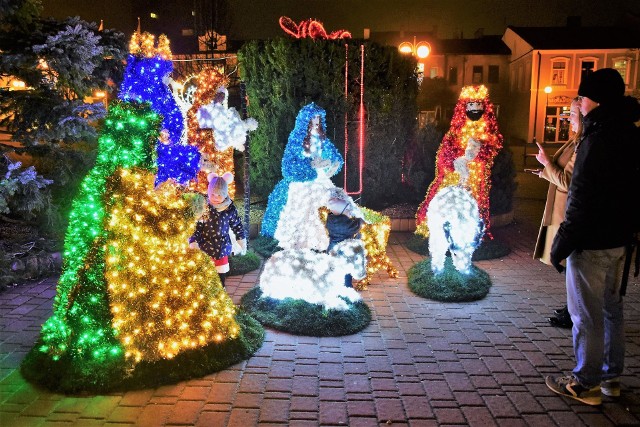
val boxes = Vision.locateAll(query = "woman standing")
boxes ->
[532,97,583,328]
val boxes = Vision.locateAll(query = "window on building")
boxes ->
[448,67,458,84]
[430,67,438,78]
[551,60,567,85]
[488,65,499,83]
[544,105,571,143]
[613,58,630,84]
[580,59,596,83]
[472,66,483,83]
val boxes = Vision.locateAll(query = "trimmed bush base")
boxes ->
[20,312,265,394]
[408,257,492,302]
[229,250,261,276]
[406,234,510,260]
[240,287,371,337]
[251,235,281,258]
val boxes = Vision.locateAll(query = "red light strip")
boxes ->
[346,44,365,195]
[343,43,349,191]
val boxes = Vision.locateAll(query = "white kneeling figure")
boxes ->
[274,177,334,251]
[427,186,484,274]
[259,239,367,311]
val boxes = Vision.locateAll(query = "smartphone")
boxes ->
[524,168,542,174]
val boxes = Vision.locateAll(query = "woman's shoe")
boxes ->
[554,306,569,316]
[548,314,572,329]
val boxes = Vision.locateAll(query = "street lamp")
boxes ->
[399,37,431,84]
[544,86,552,105]
[398,36,431,59]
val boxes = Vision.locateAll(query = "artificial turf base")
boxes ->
[251,235,281,258]
[240,287,371,337]
[406,234,510,260]
[20,312,265,394]
[408,257,492,302]
[229,250,261,275]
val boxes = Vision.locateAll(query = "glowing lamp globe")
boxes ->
[416,42,431,59]
[398,42,413,55]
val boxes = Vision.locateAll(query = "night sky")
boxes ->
[41,0,640,40]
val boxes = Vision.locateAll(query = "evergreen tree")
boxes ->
[0,0,127,228]
[0,3,126,150]
[238,38,417,208]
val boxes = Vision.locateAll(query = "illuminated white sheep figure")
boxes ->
[259,239,367,311]
[427,186,484,274]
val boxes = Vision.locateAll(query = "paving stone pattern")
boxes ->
[1,198,639,426]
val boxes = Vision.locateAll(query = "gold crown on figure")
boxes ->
[459,85,489,101]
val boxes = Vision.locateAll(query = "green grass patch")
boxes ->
[251,235,281,258]
[240,287,371,336]
[229,250,261,276]
[20,312,264,394]
[406,234,510,260]
[408,257,492,302]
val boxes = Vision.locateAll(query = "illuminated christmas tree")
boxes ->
[416,85,503,239]
[21,35,263,392]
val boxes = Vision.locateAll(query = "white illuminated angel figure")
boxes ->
[427,186,484,274]
[197,87,258,153]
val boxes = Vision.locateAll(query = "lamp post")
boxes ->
[398,37,431,83]
[543,86,552,141]
[94,90,108,109]
[398,36,431,59]
[544,85,552,105]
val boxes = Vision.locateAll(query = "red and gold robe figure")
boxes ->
[415,85,503,238]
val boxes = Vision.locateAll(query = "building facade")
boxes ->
[502,25,640,150]
[381,32,511,128]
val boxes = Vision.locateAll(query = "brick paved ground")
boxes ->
[1,196,639,426]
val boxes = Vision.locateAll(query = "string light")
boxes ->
[105,169,238,362]
[129,32,171,59]
[261,103,343,238]
[416,85,502,238]
[261,103,397,288]
[356,207,398,287]
[191,71,258,198]
[259,239,365,310]
[120,32,200,186]
[35,32,243,368]
[427,186,483,274]
[185,68,239,195]
[40,101,162,361]
[279,16,352,39]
